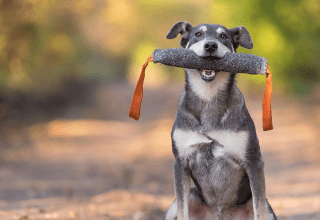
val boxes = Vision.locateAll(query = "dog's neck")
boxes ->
[185,69,233,101]
[182,69,242,127]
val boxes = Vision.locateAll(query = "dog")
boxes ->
[164,21,277,220]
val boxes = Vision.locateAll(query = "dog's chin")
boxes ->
[197,69,217,82]
[201,76,215,82]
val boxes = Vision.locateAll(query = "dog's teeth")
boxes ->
[197,69,217,79]
[204,70,215,77]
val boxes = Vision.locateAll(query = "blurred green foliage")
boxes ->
[0,0,319,98]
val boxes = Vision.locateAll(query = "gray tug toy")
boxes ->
[129,48,273,131]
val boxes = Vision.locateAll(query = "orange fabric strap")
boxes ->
[129,54,153,120]
[262,64,273,131]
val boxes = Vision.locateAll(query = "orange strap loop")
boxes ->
[130,55,273,131]
[129,54,153,120]
[262,64,273,131]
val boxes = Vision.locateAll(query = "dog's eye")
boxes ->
[220,34,228,39]
[195,32,202,37]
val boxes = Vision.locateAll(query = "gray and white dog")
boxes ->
[164,21,277,220]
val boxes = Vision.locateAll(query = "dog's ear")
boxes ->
[166,21,192,48]
[229,26,253,50]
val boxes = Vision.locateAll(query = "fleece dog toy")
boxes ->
[129,48,273,131]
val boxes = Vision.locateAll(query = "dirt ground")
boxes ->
[0,82,320,220]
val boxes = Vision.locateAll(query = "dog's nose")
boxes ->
[204,42,218,52]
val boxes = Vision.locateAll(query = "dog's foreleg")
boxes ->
[244,159,267,220]
[174,161,191,220]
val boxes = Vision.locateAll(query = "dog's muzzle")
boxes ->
[197,69,217,82]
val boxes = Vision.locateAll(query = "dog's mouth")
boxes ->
[197,69,217,82]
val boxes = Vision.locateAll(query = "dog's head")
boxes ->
[166,21,253,82]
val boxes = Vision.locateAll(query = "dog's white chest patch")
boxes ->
[173,129,212,158]
[207,130,248,161]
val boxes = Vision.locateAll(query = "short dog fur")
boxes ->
[165,21,277,220]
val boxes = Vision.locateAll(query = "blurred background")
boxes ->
[0,0,319,219]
